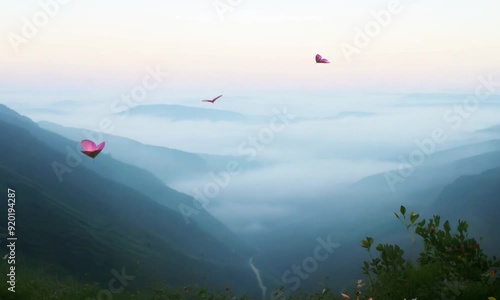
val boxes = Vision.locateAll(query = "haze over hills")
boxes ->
[123,103,376,124]
[237,130,500,293]
[2,102,500,296]
[390,93,500,107]
[0,104,263,296]
[125,104,253,122]
[38,120,258,184]
[0,105,254,253]
[477,124,500,134]
[349,143,500,198]
[431,165,500,252]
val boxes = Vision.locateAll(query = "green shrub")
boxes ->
[360,205,500,300]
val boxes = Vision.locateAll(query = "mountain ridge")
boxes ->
[0,104,261,295]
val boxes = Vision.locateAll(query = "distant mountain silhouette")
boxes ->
[125,103,375,124]
[126,104,251,122]
[431,166,500,254]
[476,124,500,134]
[350,140,500,197]
[295,111,376,122]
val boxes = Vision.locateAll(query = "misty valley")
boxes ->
[0,96,499,299]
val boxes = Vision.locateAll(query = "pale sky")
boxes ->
[1,0,500,100]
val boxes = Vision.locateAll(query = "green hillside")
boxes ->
[0,112,258,296]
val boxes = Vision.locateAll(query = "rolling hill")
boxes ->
[38,121,257,184]
[0,104,261,295]
[125,104,251,122]
[431,165,500,253]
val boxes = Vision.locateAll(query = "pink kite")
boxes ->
[315,54,330,64]
[202,94,222,103]
[81,140,105,159]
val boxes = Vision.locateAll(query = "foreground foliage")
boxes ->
[1,206,498,299]
[359,205,500,300]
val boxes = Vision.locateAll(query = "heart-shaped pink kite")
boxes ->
[315,54,330,64]
[81,140,105,159]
